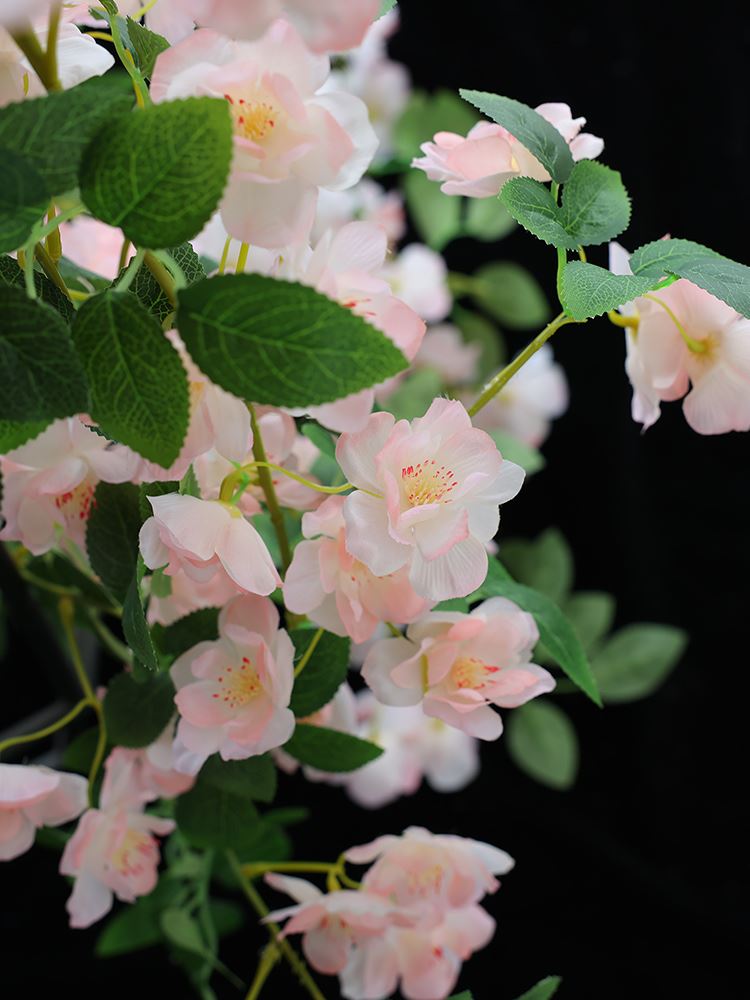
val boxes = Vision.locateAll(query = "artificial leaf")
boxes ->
[463,196,517,242]
[394,88,477,162]
[301,422,337,460]
[591,624,687,702]
[473,261,550,329]
[0,419,49,452]
[500,177,575,248]
[514,976,563,1000]
[403,168,462,250]
[175,780,260,852]
[96,879,181,957]
[452,305,506,375]
[86,482,141,603]
[560,262,657,320]
[488,431,545,475]
[289,629,351,718]
[0,148,50,253]
[197,755,277,804]
[115,243,205,326]
[123,17,169,77]
[152,608,220,658]
[283,724,383,772]
[138,481,179,522]
[563,592,616,652]
[500,529,573,605]
[0,254,75,322]
[507,699,579,790]
[122,570,160,673]
[385,368,444,421]
[103,671,176,748]
[557,160,630,247]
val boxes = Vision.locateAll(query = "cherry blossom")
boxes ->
[147,569,241,627]
[382,244,452,324]
[151,21,377,247]
[0,764,87,861]
[99,739,194,810]
[336,399,525,601]
[170,595,295,773]
[312,180,406,245]
[414,325,482,387]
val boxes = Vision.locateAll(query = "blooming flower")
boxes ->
[0,764,87,861]
[99,739,195,810]
[336,399,525,601]
[362,598,554,739]
[414,324,482,387]
[151,21,377,247]
[312,179,406,245]
[284,495,432,643]
[382,244,452,324]
[170,594,295,773]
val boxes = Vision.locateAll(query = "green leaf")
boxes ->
[452,305,506,376]
[514,976,563,1000]
[0,74,133,195]
[0,287,88,422]
[488,431,545,476]
[463,196,517,242]
[500,177,575,248]
[152,607,220,658]
[72,289,189,466]
[379,0,398,15]
[160,909,208,958]
[560,262,657,320]
[403,169,462,250]
[96,879,181,957]
[385,368,444,421]
[499,529,573,605]
[301,421,337,460]
[0,418,49,452]
[0,149,50,253]
[563,591,616,652]
[591,624,687,702]
[116,243,205,326]
[0,254,75,322]
[472,560,601,706]
[175,778,260,852]
[283,723,383,773]
[86,482,141,603]
[179,464,201,498]
[629,238,750,318]
[25,552,119,612]
[394,89,477,162]
[124,17,169,78]
[176,274,408,408]
[473,261,551,330]
[289,629,350,718]
[197,755,277,803]
[103,671,176,748]
[62,726,101,775]
[80,97,233,248]
[558,161,630,247]
[507,699,579,790]
[139,480,179,522]
[459,90,574,183]
[122,569,160,672]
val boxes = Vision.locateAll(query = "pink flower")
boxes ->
[382,244,452,324]
[336,399,525,601]
[284,495,432,644]
[99,739,194,810]
[0,418,139,555]
[363,598,554,740]
[147,569,241,626]
[139,492,281,597]
[170,594,295,773]
[265,874,416,975]
[0,764,87,861]
[151,21,377,248]
[414,325,482,387]
[312,180,406,245]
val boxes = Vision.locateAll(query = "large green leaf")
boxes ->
[506,699,579,790]
[629,238,750,318]
[103,671,176,748]
[591,623,687,702]
[0,149,50,253]
[175,778,260,852]
[459,90,574,183]
[0,287,88,422]
[501,177,573,247]
[560,261,657,320]
[176,274,409,407]
[197,755,277,804]
[0,254,75,322]
[514,976,563,1000]
[86,482,141,603]
[152,607,220,659]
[283,724,383,772]
[472,261,550,330]
[289,629,351,718]
[80,97,233,248]
[73,289,189,466]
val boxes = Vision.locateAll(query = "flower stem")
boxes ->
[45,3,62,91]
[643,294,708,353]
[0,699,92,756]
[106,11,150,107]
[607,310,639,330]
[468,312,575,417]
[248,405,293,573]
[116,248,146,294]
[294,628,324,678]
[242,861,337,879]
[144,251,178,307]
[34,243,71,300]
[245,944,280,1000]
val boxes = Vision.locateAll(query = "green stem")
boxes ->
[607,310,639,331]
[0,698,92,756]
[10,29,54,92]
[242,861,337,879]
[245,944,280,1000]
[116,248,146,294]
[294,629,324,678]
[34,242,72,300]
[106,12,150,107]
[468,312,575,417]
[220,461,356,505]
[44,3,62,91]
[248,405,293,573]
[144,251,178,307]
[86,612,133,665]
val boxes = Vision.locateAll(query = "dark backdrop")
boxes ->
[2,3,748,997]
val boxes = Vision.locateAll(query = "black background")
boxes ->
[2,3,748,997]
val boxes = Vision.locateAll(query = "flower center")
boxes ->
[212,657,263,709]
[401,459,457,506]
[225,94,278,142]
[405,862,445,898]
[111,828,155,878]
[54,481,95,522]
[451,656,499,690]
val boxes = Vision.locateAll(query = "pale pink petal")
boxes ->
[409,535,488,602]
[362,638,424,707]
[215,518,281,595]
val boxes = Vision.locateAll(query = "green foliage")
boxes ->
[103,671,176,748]
[72,289,189,466]
[26,552,120,613]
[117,244,205,325]
[175,759,265,852]
[86,482,141,603]
[459,90,574,182]
[463,196,517,242]
[0,255,75,322]
[564,591,616,652]
[96,879,181,957]
[198,755,277,804]
[500,528,573,605]
[507,699,579,790]
[394,88,477,162]
[629,238,750,318]
[122,17,169,78]
[283,724,383,772]
[385,368,443,421]
[514,976,563,1000]
[80,98,233,248]
[501,178,572,247]
[0,287,88,422]
[472,261,551,330]
[139,480,179,522]
[403,169,462,250]
[122,566,160,672]
[0,419,49,452]
[0,149,50,253]
[289,629,351,718]
[301,421,337,460]
[452,305,506,376]
[560,262,657,320]
[177,274,408,407]
[152,608,221,659]
[591,624,688,702]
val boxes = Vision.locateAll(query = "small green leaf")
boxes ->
[283,724,383,773]
[176,274,408,408]
[473,261,551,330]
[403,169,462,250]
[86,482,142,603]
[563,591,616,652]
[160,909,208,958]
[0,149,50,253]
[122,569,160,672]
[507,699,579,790]
[179,465,201,498]
[463,196,517,242]
[197,755,277,804]
[115,243,205,326]
[0,287,88,422]
[501,177,575,248]
[488,431,545,476]
[459,90,574,183]
[0,254,75,322]
[73,289,189,466]
[558,160,630,247]
[124,17,169,78]
[560,262,657,320]
[629,238,750,318]
[80,97,233,248]
[103,671,176,748]
[514,976,563,1000]
[290,629,350,718]
[152,607,220,658]
[175,779,260,852]
[591,624,687,702]
[301,422,337,460]
[500,529,573,605]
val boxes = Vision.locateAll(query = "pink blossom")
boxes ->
[99,738,194,810]
[382,244,452,324]
[139,492,280,597]
[0,418,139,555]
[147,569,240,626]
[336,399,525,602]
[151,21,377,248]
[0,764,87,861]
[284,495,432,644]
[362,598,554,740]
[414,325,482,387]
[170,595,295,773]
[312,180,406,245]
[56,216,133,281]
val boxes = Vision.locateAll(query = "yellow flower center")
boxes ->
[225,94,278,142]
[212,657,263,709]
[54,481,95,523]
[451,656,499,690]
[401,459,458,506]
[111,828,153,877]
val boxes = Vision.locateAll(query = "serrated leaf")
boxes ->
[591,624,687,702]
[283,723,382,773]
[115,243,205,325]
[124,17,169,78]
[197,755,277,803]
[122,570,160,672]
[501,177,576,248]
[488,431,545,476]
[103,671,175,747]
[0,74,133,195]
[460,90,574,183]
[0,255,75,322]
[0,287,88,422]
[80,97,233,248]
[514,976,563,1000]
[558,160,630,247]
[560,262,658,320]
[290,629,350,718]
[73,289,189,466]
[175,778,260,852]
[629,238,750,318]
[403,168,462,250]
[473,261,550,329]
[0,148,50,253]
[507,699,578,790]
[86,482,141,603]
[563,591,615,652]
[152,607,220,658]
[176,274,408,408]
